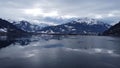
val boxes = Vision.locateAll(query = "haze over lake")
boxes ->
[0,35,120,68]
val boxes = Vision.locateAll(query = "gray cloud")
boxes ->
[0,0,120,24]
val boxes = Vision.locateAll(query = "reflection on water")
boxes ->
[0,35,120,68]
[65,48,119,57]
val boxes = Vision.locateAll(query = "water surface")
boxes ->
[0,35,120,68]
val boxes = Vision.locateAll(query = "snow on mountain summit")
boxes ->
[71,17,105,25]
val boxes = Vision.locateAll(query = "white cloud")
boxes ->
[95,15,103,19]
[23,8,43,16]
[43,11,59,17]
[23,8,59,17]
[108,13,114,17]
[61,15,78,18]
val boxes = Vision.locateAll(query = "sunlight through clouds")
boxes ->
[23,8,59,17]
[23,8,43,16]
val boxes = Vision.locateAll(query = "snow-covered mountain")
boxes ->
[39,18,111,35]
[74,18,106,25]
[8,20,50,32]
[0,18,26,34]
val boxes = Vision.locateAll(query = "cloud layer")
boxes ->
[0,0,120,24]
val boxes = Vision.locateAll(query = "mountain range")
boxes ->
[0,18,112,35]
[38,18,111,35]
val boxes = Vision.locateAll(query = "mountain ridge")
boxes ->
[38,18,111,35]
[103,21,120,36]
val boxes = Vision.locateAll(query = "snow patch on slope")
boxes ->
[0,28,7,32]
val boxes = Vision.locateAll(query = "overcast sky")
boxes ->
[0,0,120,25]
